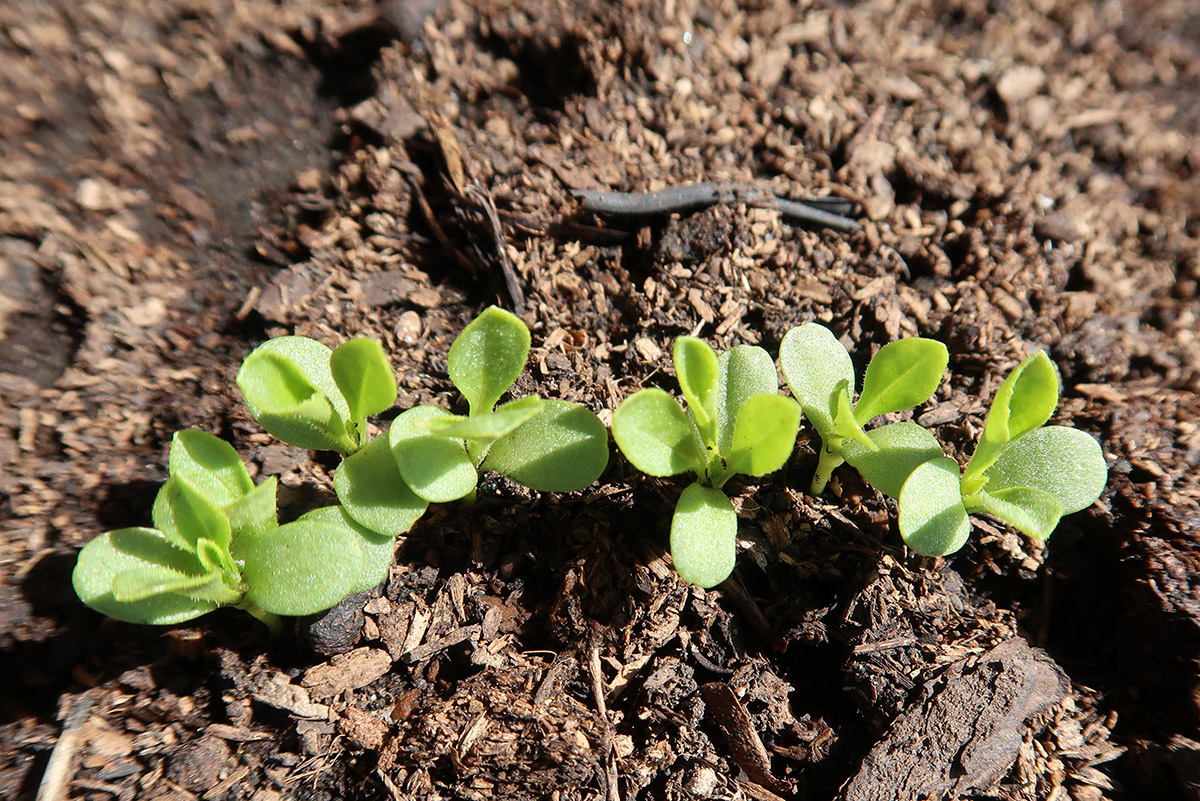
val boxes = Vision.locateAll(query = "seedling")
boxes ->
[779,322,948,495]
[612,337,800,588]
[894,352,1108,556]
[72,431,393,630]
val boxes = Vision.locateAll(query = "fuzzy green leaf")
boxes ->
[72,528,227,625]
[226,477,278,556]
[152,477,233,555]
[972,487,1063,541]
[832,380,875,451]
[298,506,395,594]
[984,351,1059,446]
[674,337,719,447]
[985,426,1108,514]
[612,388,703,478]
[779,322,855,440]
[482,399,610,491]
[899,457,972,556]
[854,338,948,424]
[842,422,946,498]
[670,483,737,588]
[715,344,778,455]
[723,394,801,479]
[429,396,544,441]
[240,519,365,616]
[237,337,355,453]
[167,430,253,509]
[389,406,478,503]
[334,434,429,536]
[331,338,397,438]
[448,306,530,416]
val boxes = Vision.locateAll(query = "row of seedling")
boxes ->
[73,308,1107,627]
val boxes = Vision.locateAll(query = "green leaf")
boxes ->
[971,487,1063,540]
[670,483,738,588]
[72,528,229,625]
[842,422,946,498]
[674,337,719,447]
[715,344,778,455]
[832,379,875,451]
[334,434,429,536]
[723,394,801,479]
[984,351,1059,445]
[110,560,219,603]
[612,388,704,478]
[389,406,478,503]
[854,338,948,424]
[237,337,355,453]
[298,506,395,594]
[168,430,254,509]
[899,457,972,556]
[482,398,610,491]
[331,338,397,439]
[448,306,530,416]
[429,395,544,441]
[240,519,365,616]
[226,477,278,555]
[778,323,855,440]
[984,426,1108,514]
[152,477,233,555]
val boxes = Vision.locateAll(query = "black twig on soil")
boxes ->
[571,182,863,232]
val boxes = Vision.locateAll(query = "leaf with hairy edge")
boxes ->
[389,406,478,503]
[670,483,738,588]
[778,323,854,440]
[854,338,948,424]
[972,487,1063,541]
[335,435,429,536]
[482,399,609,491]
[151,477,233,554]
[447,306,530,416]
[225,477,278,553]
[168,430,253,509]
[899,458,971,556]
[983,351,1059,446]
[674,337,719,447]
[612,389,703,478]
[842,422,946,499]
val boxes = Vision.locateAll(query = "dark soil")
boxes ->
[2,0,1199,799]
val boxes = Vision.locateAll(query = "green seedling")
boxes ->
[894,351,1108,556]
[72,431,393,630]
[380,306,609,511]
[779,322,948,495]
[612,337,801,588]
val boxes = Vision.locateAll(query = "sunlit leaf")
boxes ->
[714,344,778,455]
[612,388,703,477]
[831,380,874,450]
[225,477,278,552]
[670,483,737,588]
[971,486,1063,540]
[334,434,429,536]
[983,351,1059,446]
[723,394,801,479]
[854,338,948,424]
[241,519,365,616]
[899,457,971,556]
[151,477,232,554]
[389,406,478,503]
[168,430,253,509]
[482,399,609,491]
[842,422,945,498]
[429,396,544,441]
[298,506,395,594]
[985,426,1108,514]
[778,322,855,440]
[447,306,530,416]
[674,337,719,447]
[331,338,397,441]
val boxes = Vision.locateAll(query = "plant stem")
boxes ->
[239,602,285,636]
[810,447,846,495]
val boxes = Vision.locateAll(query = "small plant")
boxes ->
[779,322,949,495]
[612,337,800,588]
[889,351,1108,556]
[71,431,393,630]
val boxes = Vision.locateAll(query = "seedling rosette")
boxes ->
[612,337,800,588]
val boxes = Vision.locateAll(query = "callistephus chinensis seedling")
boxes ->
[894,351,1108,556]
[778,322,948,495]
[612,337,800,588]
[71,431,393,630]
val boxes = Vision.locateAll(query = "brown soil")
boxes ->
[2,0,1199,799]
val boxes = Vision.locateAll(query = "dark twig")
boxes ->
[571,182,862,233]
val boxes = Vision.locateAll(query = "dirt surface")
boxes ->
[2,0,1199,798]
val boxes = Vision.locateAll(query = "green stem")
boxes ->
[239,602,285,636]
[809,446,846,495]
